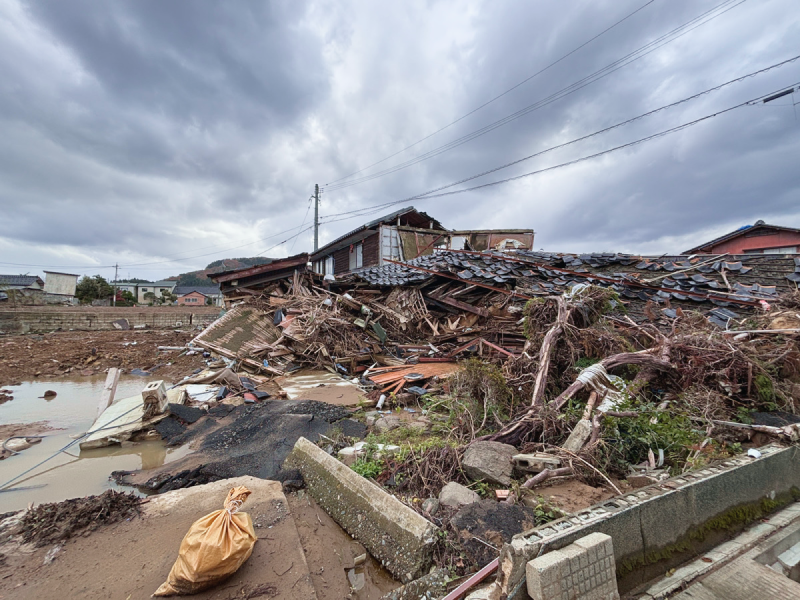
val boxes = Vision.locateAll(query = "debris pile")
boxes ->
[20,490,141,546]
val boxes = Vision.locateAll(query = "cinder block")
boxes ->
[526,550,566,599]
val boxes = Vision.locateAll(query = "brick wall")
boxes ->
[0,307,220,334]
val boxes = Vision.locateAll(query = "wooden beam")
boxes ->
[427,293,489,317]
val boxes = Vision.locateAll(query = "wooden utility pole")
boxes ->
[313,184,320,252]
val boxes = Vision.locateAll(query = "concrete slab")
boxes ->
[285,436,437,582]
[276,369,366,406]
[0,476,317,599]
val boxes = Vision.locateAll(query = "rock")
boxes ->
[422,497,440,516]
[374,415,402,432]
[364,411,380,426]
[439,482,480,509]
[462,441,516,486]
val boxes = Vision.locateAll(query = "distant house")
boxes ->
[0,274,44,290]
[685,220,800,254]
[43,271,79,298]
[174,286,223,307]
[137,280,177,303]
[210,253,310,304]
[309,206,535,277]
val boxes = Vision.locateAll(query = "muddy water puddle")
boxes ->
[0,377,192,512]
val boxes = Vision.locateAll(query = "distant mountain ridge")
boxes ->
[173,257,273,286]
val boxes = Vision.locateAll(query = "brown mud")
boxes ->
[0,330,206,385]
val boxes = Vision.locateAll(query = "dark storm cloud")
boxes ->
[0,0,798,279]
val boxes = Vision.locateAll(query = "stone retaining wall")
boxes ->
[0,307,220,334]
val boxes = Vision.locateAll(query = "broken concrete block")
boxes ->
[142,380,168,418]
[463,441,516,485]
[337,441,400,466]
[439,482,480,509]
[513,453,562,474]
[627,468,668,488]
[562,418,593,454]
[285,436,437,582]
[380,568,449,600]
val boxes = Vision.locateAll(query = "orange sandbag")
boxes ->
[154,486,257,596]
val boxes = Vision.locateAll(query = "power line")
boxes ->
[325,0,745,192]
[325,0,661,187]
[320,54,800,223]
[289,195,314,253]
[316,79,800,225]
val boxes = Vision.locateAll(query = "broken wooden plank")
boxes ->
[427,293,490,317]
[97,368,120,419]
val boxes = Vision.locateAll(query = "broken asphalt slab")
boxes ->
[115,399,358,493]
[0,476,318,600]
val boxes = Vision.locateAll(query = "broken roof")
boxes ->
[210,253,310,283]
[310,207,444,260]
[684,220,800,253]
[354,249,799,309]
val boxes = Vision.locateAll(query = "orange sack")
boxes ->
[154,486,257,596]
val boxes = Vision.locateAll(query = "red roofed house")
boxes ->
[685,220,800,255]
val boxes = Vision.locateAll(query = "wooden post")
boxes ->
[97,368,120,418]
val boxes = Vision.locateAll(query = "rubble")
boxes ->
[462,441,517,486]
[4,244,800,597]
[439,482,481,509]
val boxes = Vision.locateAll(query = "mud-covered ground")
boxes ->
[0,330,207,385]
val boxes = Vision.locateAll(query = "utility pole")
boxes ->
[112,263,118,307]
[313,184,320,252]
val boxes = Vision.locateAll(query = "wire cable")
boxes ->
[319,55,800,222]
[325,0,745,192]
[316,79,800,225]
[325,0,661,187]
[289,196,314,253]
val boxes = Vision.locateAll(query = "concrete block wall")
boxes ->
[0,308,219,334]
[493,444,800,599]
[527,533,619,600]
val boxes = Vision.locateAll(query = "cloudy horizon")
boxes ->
[1,0,799,282]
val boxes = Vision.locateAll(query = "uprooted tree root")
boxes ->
[21,490,142,546]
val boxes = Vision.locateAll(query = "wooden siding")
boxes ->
[333,247,350,275]
[363,232,380,267]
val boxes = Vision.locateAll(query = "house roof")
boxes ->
[0,274,44,287]
[43,271,79,277]
[149,280,178,287]
[174,286,221,297]
[310,207,445,260]
[210,253,310,283]
[684,220,800,253]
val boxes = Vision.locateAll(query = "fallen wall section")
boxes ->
[285,436,437,582]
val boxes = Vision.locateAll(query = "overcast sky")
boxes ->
[1,0,799,281]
